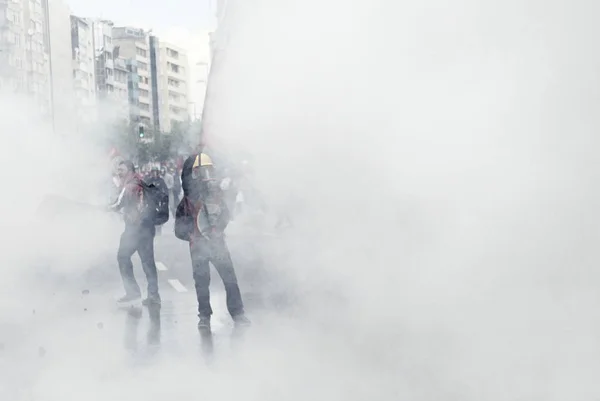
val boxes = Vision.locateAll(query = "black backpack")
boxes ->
[142,180,169,226]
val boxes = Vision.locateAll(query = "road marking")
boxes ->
[168,279,188,292]
[156,262,168,271]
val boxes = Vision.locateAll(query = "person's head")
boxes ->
[192,153,215,181]
[117,160,135,181]
[151,166,160,178]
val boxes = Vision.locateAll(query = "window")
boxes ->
[167,48,179,59]
[168,90,181,102]
[136,47,147,58]
[139,102,150,111]
[137,61,148,70]
[139,89,149,98]
[138,76,149,85]
[115,70,127,83]
[168,62,180,74]
[167,78,179,88]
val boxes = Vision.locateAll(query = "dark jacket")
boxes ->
[176,154,229,240]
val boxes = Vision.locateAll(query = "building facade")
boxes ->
[0,0,52,115]
[155,40,190,134]
[112,26,153,134]
[93,19,128,122]
[70,15,96,123]
[0,0,27,92]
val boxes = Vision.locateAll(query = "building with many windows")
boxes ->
[70,15,97,123]
[0,0,52,116]
[93,19,128,122]
[112,26,153,134]
[155,40,190,134]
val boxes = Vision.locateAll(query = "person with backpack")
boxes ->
[176,152,250,330]
[110,160,167,307]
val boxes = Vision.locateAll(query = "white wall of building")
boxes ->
[157,41,190,133]
[113,26,153,130]
[93,20,129,124]
[0,0,53,117]
[0,0,27,92]
[71,15,97,124]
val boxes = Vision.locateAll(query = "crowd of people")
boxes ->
[108,147,251,331]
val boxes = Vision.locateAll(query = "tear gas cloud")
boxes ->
[2,0,600,399]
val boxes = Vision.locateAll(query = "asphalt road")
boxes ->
[0,213,300,399]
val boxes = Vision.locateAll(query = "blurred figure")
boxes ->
[178,152,250,331]
[109,161,161,307]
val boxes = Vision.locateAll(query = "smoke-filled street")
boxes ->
[5,0,600,400]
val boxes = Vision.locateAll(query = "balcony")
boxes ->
[114,58,127,70]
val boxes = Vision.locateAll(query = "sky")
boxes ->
[67,0,216,36]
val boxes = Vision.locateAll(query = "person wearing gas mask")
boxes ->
[177,152,250,330]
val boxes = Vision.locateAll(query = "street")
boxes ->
[0,214,303,399]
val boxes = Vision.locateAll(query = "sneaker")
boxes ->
[116,294,141,306]
[142,295,161,306]
[197,316,211,331]
[232,314,251,326]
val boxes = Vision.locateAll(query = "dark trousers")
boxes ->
[118,224,159,297]
[190,235,244,318]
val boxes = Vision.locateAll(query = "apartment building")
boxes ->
[155,40,190,134]
[112,26,153,133]
[70,16,97,123]
[24,0,50,114]
[0,0,27,92]
[93,19,128,121]
[0,0,51,114]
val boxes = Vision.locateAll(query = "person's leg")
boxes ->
[138,225,160,303]
[190,237,213,322]
[209,236,245,319]
[117,228,141,299]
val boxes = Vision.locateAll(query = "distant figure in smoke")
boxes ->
[110,161,161,307]
[176,151,250,330]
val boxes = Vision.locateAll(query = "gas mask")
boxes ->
[191,165,215,181]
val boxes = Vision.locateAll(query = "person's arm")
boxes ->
[108,186,127,211]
